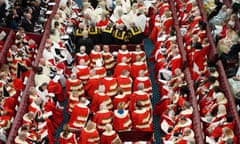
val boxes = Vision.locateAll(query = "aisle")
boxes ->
[144,39,162,144]
[54,98,69,143]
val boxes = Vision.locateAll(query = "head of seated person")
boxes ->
[24,7,33,14]
[121,44,128,51]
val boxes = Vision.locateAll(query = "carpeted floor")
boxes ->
[54,98,69,143]
[143,39,162,144]
[54,38,162,144]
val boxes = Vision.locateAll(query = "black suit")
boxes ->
[101,25,114,44]
[21,18,34,32]
[127,26,144,44]
[31,5,41,24]
[0,3,6,21]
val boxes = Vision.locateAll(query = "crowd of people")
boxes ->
[1,0,240,143]
[174,0,237,143]
[0,0,54,33]
[12,0,154,143]
[48,0,150,51]
[204,0,240,113]
[149,1,196,143]
[148,0,239,143]
[0,27,39,143]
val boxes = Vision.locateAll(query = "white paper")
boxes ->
[0,31,6,41]
[46,11,52,15]
[61,35,70,40]
[48,2,56,6]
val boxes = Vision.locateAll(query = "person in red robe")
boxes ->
[68,97,90,130]
[168,49,182,75]
[90,85,113,112]
[93,60,106,79]
[17,124,41,143]
[179,101,193,119]
[0,112,11,137]
[113,88,130,110]
[130,55,149,79]
[75,45,90,66]
[188,14,202,31]
[47,75,65,102]
[154,89,173,116]
[93,104,113,132]
[131,101,153,132]
[76,59,90,84]
[158,3,170,16]
[131,44,146,63]
[114,56,131,77]
[165,127,195,144]
[116,70,133,95]
[100,124,122,144]
[12,74,24,95]
[102,71,118,97]
[115,45,131,64]
[0,72,20,99]
[129,83,152,112]
[217,127,237,144]
[162,14,173,35]
[44,94,63,129]
[160,107,176,135]
[190,42,209,80]
[28,97,42,114]
[21,112,35,127]
[59,124,77,144]
[113,102,132,132]
[65,73,84,98]
[27,98,55,144]
[96,11,110,29]
[67,91,82,113]
[78,121,100,144]
[173,116,193,134]
[84,69,101,100]
[89,45,103,68]
[102,45,116,71]
[14,131,31,144]
[133,70,153,95]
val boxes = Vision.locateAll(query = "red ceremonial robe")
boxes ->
[113,63,131,77]
[78,128,100,144]
[131,109,153,131]
[93,110,113,132]
[116,75,132,95]
[113,110,132,131]
[102,77,118,97]
[100,131,119,144]
[59,132,77,144]
[68,103,90,129]
[48,80,65,102]
[84,75,101,99]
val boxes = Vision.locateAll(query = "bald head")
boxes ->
[137,83,144,90]
[121,44,127,50]
[105,124,113,132]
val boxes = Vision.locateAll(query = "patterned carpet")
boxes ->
[54,38,162,144]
